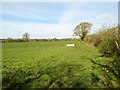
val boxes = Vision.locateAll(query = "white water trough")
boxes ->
[66,44,76,47]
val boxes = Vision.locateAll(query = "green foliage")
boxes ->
[98,26,120,57]
[73,22,92,41]
[89,25,120,88]
[91,57,120,88]
[84,34,101,47]
[85,25,120,58]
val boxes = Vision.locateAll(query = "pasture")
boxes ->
[2,41,112,88]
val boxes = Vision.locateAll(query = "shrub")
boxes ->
[98,26,120,57]
[90,25,120,88]
[84,34,101,47]
[6,37,13,42]
[85,25,120,58]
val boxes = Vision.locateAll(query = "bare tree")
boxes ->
[23,32,30,42]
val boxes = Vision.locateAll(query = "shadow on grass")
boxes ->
[90,58,120,88]
[2,64,88,89]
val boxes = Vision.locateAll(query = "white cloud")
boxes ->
[88,13,118,33]
[89,13,109,22]
[89,13,117,24]
[1,2,118,38]
[58,10,77,24]
[2,22,75,39]
[58,3,86,24]
[2,5,54,21]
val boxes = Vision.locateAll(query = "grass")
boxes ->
[2,41,113,88]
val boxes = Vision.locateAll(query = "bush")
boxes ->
[89,25,120,88]
[84,34,101,47]
[98,26,120,57]
[85,25,120,58]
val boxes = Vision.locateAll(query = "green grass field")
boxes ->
[2,41,112,88]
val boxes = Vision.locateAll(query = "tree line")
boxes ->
[1,37,80,43]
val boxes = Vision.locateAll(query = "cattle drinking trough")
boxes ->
[66,44,76,47]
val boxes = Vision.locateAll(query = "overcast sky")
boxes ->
[1,2,118,39]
